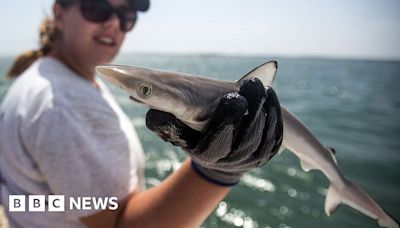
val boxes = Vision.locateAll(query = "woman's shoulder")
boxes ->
[2,58,54,112]
[8,57,115,119]
[38,57,111,108]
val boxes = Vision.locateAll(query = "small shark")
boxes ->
[96,61,398,228]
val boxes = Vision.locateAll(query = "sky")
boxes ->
[1,0,399,60]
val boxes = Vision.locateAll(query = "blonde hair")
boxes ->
[5,18,59,79]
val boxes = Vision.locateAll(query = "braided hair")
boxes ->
[5,0,76,78]
[5,18,60,78]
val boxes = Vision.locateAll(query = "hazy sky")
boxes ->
[1,0,399,60]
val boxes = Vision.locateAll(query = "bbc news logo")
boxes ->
[9,195,118,212]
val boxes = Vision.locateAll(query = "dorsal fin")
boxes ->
[326,147,337,164]
[236,61,278,87]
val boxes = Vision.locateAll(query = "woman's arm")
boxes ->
[118,158,229,227]
[81,159,229,228]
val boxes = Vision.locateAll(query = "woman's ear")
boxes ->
[53,3,64,30]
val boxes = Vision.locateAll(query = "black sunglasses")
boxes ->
[80,0,138,32]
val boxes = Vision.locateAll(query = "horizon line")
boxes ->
[0,52,399,63]
[118,52,400,63]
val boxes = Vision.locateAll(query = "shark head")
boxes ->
[96,65,189,111]
[96,61,278,131]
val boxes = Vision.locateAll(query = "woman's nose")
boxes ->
[102,14,121,31]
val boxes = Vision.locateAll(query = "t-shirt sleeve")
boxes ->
[25,105,137,219]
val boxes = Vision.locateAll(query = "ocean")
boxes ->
[0,55,399,228]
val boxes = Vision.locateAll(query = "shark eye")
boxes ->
[138,83,152,98]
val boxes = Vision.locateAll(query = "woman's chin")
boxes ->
[93,55,115,66]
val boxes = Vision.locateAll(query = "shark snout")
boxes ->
[95,65,117,80]
[96,65,124,83]
[96,65,137,93]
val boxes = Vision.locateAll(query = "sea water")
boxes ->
[0,55,399,228]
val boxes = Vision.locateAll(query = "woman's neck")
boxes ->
[48,48,98,87]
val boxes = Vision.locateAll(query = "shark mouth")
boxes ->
[129,96,144,104]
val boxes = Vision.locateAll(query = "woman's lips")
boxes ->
[94,36,116,47]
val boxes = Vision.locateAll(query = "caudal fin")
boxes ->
[324,182,399,228]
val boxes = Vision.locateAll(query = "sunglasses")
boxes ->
[80,0,138,32]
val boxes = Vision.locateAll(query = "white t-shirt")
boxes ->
[0,57,145,227]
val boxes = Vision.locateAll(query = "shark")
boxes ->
[96,61,398,228]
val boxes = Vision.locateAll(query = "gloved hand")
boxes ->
[146,78,283,186]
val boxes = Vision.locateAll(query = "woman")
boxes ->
[0,0,283,227]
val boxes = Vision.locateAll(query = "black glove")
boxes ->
[146,78,283,186]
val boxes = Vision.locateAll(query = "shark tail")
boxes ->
[324,181,399,228]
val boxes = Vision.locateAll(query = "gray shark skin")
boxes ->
[96,61,398,228]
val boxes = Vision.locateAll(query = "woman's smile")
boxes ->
[94,35,117,47]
